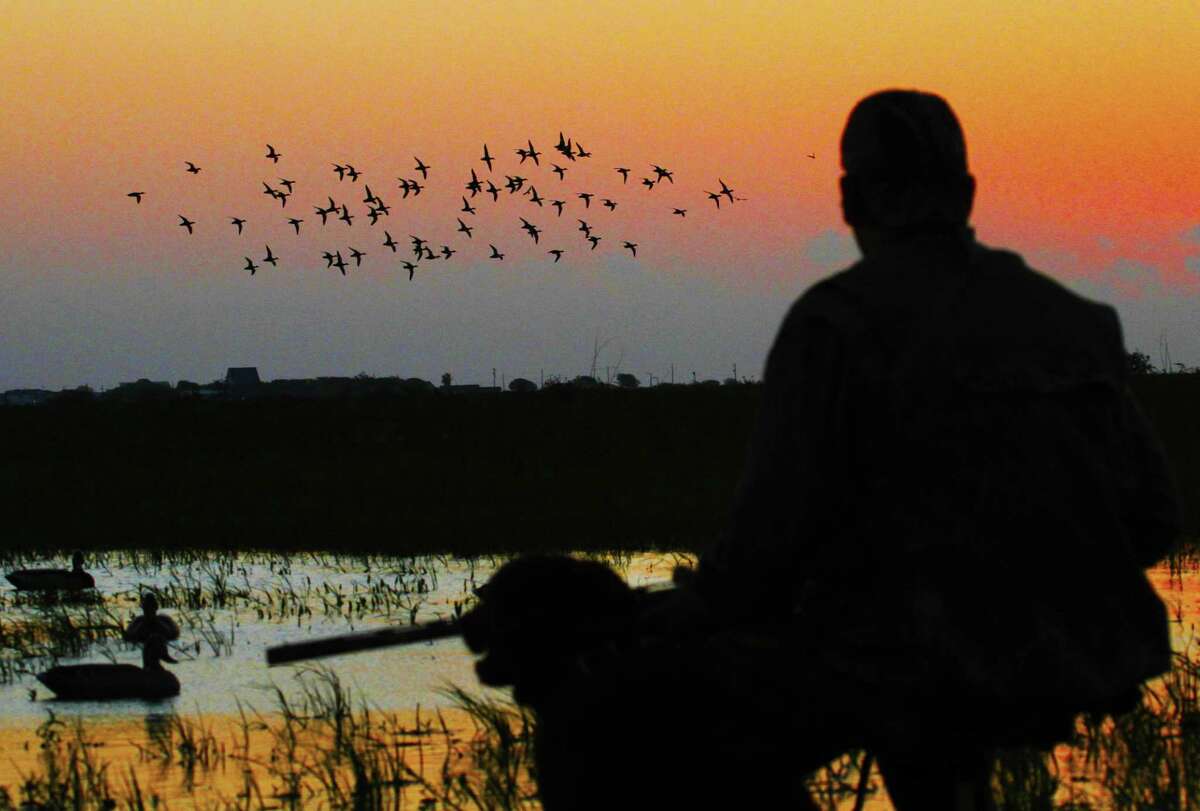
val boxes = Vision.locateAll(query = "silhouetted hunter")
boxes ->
[467,89,1181,811]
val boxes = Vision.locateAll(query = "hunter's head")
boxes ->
[839,89,975,250]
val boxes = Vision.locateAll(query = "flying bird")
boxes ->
[339,205,354,226]
[184,162,201,174]
[461,196,477,215]
[262,181,277,198]
[345,164,361,182]
[672,208,687,217]
[615,168,629,184]
[641,177,656,190]
[548,249,564,263]
[555,132,575,161]
[574,142,592,159]
[349,247,365,266]
[410,235,427,257]
[465,169,482,197]
[362,185,378,205]
[457,218,474,238]
[578,192,593,208]
[807,153,816,159]
[527,186,544,207]
[244,257,258,275]
[414,157,430,179]
[551,199,566,217]
[587,235,601,250]
[652,165,674,184]
[440,245,456,259]
[262,245,277,266]
[489,244,505,260]
[383,231,398,252]
[480,144,494,172]
[178,215,195,234]
[331,251,348,275]
[322,251,336,268]
[332,163,346,180]
[265,144,281,163]
[551,164,566,181]
[486,181,500,202]
[623,241,638,257]
[706,190,722,209]
[278,177,295,193]
[602,199,617,211]
[127,191,144,204]
[367,207,382,226]
[314,206,330,225]
[230,216,246,233]
[577,219,591,235]
[402,260,417,280]
[287,217,303,234]
[719,178,735,203]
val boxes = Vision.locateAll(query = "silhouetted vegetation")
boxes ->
[0,378,1195,555]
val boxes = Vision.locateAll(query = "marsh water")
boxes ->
[0,550,1197,809]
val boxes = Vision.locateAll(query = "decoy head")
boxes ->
[141,592,160,616]
[143,634,178,668]
[71,551,85,571]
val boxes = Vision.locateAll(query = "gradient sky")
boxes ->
[2,1,1198,390]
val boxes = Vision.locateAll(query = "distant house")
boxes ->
[225,367,261,388]
[2,389,54,406]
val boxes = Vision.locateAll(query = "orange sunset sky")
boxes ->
[1,1,1198,389]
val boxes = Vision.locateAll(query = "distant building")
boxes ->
[225,367,261,388]
[2,389,54,406]
[507,378,537,393]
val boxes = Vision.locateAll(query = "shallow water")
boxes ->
[0,550,1193,809]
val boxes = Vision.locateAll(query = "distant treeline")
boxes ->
[0,377,1195,556]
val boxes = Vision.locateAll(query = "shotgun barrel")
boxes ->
[266,618,461,666]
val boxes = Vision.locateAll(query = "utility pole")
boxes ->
[492,368,496,389]
[540,368,544,388]
[733,363,737,381]
[670,363,675,384]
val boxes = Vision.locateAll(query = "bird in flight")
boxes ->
[127,191,144,204]
[322,251,336,268]
[602,198,617,211]
[489,244,505,260]
[362,185,379,206]
[719,178,735,204]
[402,260,417,280]
[332,251,348,275]
[623,241,638,257]
[485,181,501,202]
[672,208,687,217]
[461,196,477,215]
[587,235,601,250]
[551,199,565,217]
[366,207,383,226]
[383,231,398,252]
[185,162,201,175]
[178,215,195,234]
[278,177,295,194]
[578,192,593,208]
[262,245,278,266]
[262,181,277,198]
[265,144,282,163]
[287,217,303,235]
[350,247,366,266]
[440,245,456,259]
[457,218,474,238]
[575,142,592,159]
[527,186,544,207]
[615,168,629,184]
[339,205,354,226]
[244,257,258,276]
[706,190,722,209]
[577,219,591,235]
[519,217,541,244]
[410,235,427,258]
[555,132,575,162]
[807,153,816,159]
[332,164,346,180]
[345,164,361,183]
[230,216,246,233]
[652,165,674,184]
[548,249,564,263]
[423,246,437,261]
[314,205,330,226]
[480,144,494,172]
[465,169,482,197]
[414,157,430,179]
[552,164,567,181]
[517,139,541,166]
[641,177,656,190]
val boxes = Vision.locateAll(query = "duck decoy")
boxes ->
[124,594,180,644]
[37,635,179,701]
[6,552,95,591]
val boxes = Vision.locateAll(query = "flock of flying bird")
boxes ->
[127,134,746,279]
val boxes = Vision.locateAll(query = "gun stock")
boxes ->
[266,618,461,667]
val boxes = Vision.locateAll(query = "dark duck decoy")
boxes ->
[124,593,181,644]
[7,551,95,591]
[37,635,180,701]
